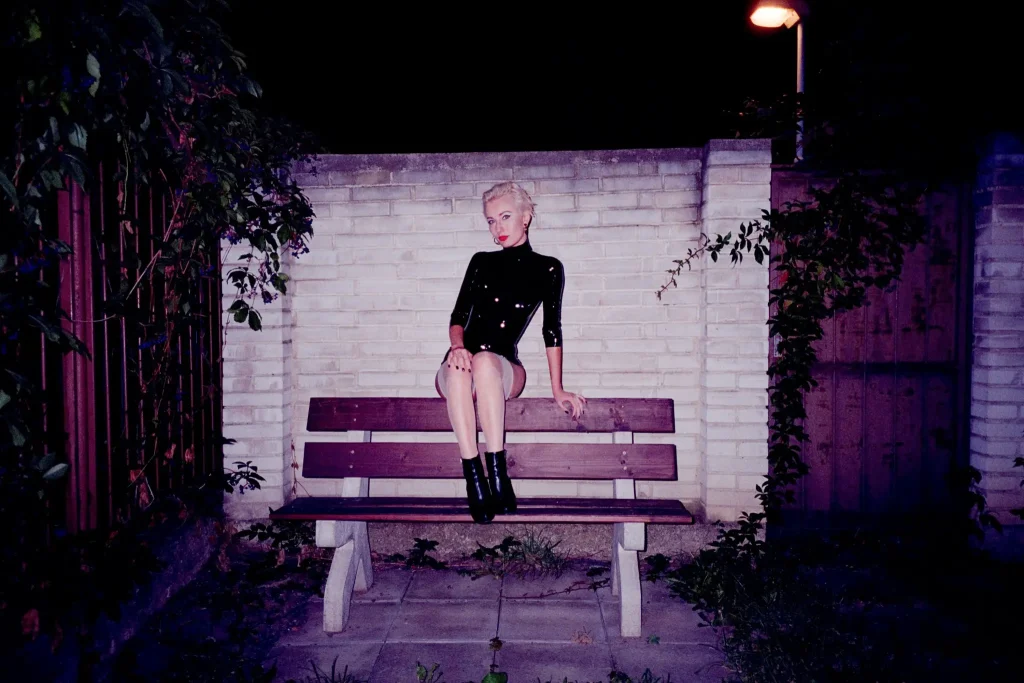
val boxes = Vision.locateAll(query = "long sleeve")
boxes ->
[541,257,565,347]
[449,252,481,329]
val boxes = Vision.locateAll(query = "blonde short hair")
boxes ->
[482,181,536,225]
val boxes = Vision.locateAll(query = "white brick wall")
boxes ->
[971,134,1024,525]
[220,244,295,520]
[697,141,772,523]
[222,143,773,522]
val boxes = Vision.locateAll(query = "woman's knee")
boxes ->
[442,363,473,391]
[471,352,503,379]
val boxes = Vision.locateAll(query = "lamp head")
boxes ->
[750,0,808,29]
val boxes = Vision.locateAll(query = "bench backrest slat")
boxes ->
[307,397,675,433]
[303,442,677,480]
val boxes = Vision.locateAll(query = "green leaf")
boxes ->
[41,169,64,191]
[166,69,190,95]
[43,463,70,481]
[247,310,262,331]
[140,111,150,132]
[26,18,42,42]
[0,170,18,208]
[481,673,508,683]
[86,52,101,79]
[9,423,26,447]
[39,452,56,472]
[246,78,263,98]
[233,309,247,323]
[50,116,60,141]
[0,390,10,411]
[123,0,164,39]
[69,124,88,150]
[64,156,87,187]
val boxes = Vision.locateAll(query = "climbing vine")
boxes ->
[1,0,319,658]
[658,172,936,545]
[654,166,1017,679]
[2,0,318,486]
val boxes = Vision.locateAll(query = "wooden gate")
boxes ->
[771,170,974,528]
[19,165,226,535]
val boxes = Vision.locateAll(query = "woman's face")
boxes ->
[485,195,530,249]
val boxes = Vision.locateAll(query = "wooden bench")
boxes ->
[269,396,694,637]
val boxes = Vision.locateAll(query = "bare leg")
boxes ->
[472,352,506,452]
[441,359,493,523]
[508,363,527,400]
[474,352,517,515]
[441,363,480,459]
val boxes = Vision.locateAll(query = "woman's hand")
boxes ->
[553,388,587,419]
[447,346,473,373]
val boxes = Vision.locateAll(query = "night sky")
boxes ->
[225,2,1022,156]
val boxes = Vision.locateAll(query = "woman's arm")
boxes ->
[546,346,585,418]
[447,254,478,368]
[450,253,481,331]
[449,324,466,350]
[542,258,585,418]
[545,346,564,394]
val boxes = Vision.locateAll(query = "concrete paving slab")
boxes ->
[498,599,607,644]
[369,642,495,683]
[352,567,413,603]
[627,578,684,603]
[264,642,382,682]
[493,642,614,682]
[599,588,717,645]
[257,568,728,682]
[610,642,730,682]
[406,569,502,601]
[501,568,609,601]
[278,600,401,647]
[387,599,499,642]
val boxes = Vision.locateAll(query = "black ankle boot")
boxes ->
[485,449,517,514]
[462,456,494,524]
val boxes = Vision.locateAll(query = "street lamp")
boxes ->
[749,0,808,161]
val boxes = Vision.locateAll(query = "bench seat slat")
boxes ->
[269,496,694,524]
[296,496,686,509]
[307,397,675,433]
[304,443,677,480]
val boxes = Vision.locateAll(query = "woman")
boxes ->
[434,181,587,523]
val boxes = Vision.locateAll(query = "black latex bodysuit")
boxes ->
[444,239,564,367]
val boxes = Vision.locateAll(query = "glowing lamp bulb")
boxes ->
[750,5,801,28]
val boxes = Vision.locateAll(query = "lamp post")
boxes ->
[750,0,808,161]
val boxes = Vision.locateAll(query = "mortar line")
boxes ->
[596,587,616,669]
[493,570,506,669]
[367,568,413,676]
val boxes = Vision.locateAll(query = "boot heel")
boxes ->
[485,450,517,515]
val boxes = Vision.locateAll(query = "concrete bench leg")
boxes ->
[316,520,372,633]
[613,521,644,637]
